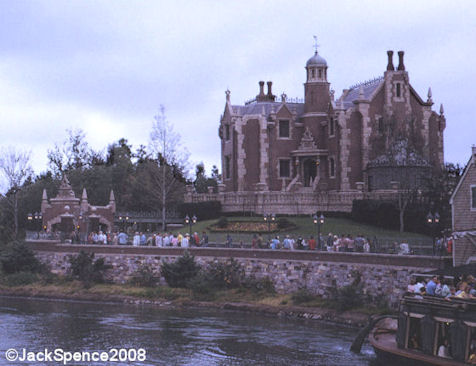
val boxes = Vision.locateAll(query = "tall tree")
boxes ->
[149,106,190,230]
[47,128,96,175]
[0,147,32,238]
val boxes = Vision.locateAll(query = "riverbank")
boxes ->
[0,282,388,328]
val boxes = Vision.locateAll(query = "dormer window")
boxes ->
[279,120,290,138]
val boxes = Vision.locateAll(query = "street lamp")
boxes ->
[426,211,440,255]
[313,213,325,250]
[263,213,276,241]
[185,214,197,236]
[27,212,42,238]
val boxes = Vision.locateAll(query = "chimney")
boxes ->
[472,145,476,160]
[267,81,273,97]
[387,50,395,71]
[397,51,405,71]
[259,81,265,96]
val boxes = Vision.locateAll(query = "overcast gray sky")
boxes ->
[0,0,475,187]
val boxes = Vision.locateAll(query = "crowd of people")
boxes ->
[407,274,476,300]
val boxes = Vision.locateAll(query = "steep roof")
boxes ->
[231,101,305,118]
[341,77,384,109]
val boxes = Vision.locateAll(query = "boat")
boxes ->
[354,295,476,365]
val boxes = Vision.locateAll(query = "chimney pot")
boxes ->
[387,50,395,71]
[259,81,265,96]
[397,50,405,71]
[267,81,273,96]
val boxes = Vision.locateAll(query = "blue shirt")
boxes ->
[426,280,437,296]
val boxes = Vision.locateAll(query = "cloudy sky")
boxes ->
[0,0,475,187]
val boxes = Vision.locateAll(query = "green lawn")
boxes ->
[170,216,431,246]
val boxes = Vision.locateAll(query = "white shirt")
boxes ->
[156,235,163,247]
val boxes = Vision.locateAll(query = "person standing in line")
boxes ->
[156,233,163,247]
[133,232,140,246]
[182,234,189,248]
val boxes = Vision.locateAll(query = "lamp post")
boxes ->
[27,212,42,238]
[426,211,440,256]
[185,214,197,236]
[263,213,276,241]
[313,213,325,250]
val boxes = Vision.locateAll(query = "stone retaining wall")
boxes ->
[28,242,450,308]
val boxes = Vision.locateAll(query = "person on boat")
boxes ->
[407,278,416,293]
[426,276,438,296]
[413,277,425,294]
[435,276,451,298]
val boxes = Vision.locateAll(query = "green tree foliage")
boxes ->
[193,163,219,193]
[161,251,200,288]
[0,241,44,274]
[68,251,111,287]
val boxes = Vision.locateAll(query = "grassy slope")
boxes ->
[172,216,430,244]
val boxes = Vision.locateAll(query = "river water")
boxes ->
[0,297,379,365]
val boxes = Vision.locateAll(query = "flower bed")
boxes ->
[209,221,279,233]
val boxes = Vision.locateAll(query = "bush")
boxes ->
[178,201,222,221]
[276,217,292,229]
[205,258,245,289]
[69,251,112,287]
[161,251,201,288]
[0,241,45,274]
[129,263,159,287]
[216,216,228,228]
[332,270,364,311]
[291,288,317,304]
[1,271,39,286]
[242,276,275,294]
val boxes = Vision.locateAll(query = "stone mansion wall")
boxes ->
[28,242,449,308]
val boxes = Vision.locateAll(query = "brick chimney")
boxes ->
[266,81,275,101]
[256,81,266,101]
[397,51,405,71]
[387,50,395,71]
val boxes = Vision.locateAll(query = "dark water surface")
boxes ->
[0,297,379,365]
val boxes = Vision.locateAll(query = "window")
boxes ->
[318,69,322,78]
[279,120,290,138]
[329,157,335,178]
[225,156,231,179]
[378,117,384,133]
[225,124,230,141]
[396,83,401,97]
[279,160,290,178]
[311,69,315,78]
[329,117,335,136]
[472,185,476,210]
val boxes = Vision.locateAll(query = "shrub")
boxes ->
[129,263,159,287]
[1,271,39,286]
[178,201,222,221]
[0,241,45,274]
[69,251,112,287]
[216,216,228,228]
[205,258,245,289]
[161,251,201,288]
[332,270,364,311]
[276,217,292,230]
[291,288,317,304]
[242,276,275,294]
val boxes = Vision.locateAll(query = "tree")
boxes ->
[149,106,190,230]
[0,147,32,238]
[47,128,98,175]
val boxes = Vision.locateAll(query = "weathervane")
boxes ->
[313,35,319,53]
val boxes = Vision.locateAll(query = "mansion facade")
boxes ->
[219,49,445,194]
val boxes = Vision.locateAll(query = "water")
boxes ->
[0,297,378,365]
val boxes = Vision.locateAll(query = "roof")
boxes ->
[306,51,327,67]
[231,101,305,118]
[341,77,384,109]
[449,149,475,205]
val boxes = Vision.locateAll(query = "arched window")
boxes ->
[311,69,315,78]
[318,69,322,79]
